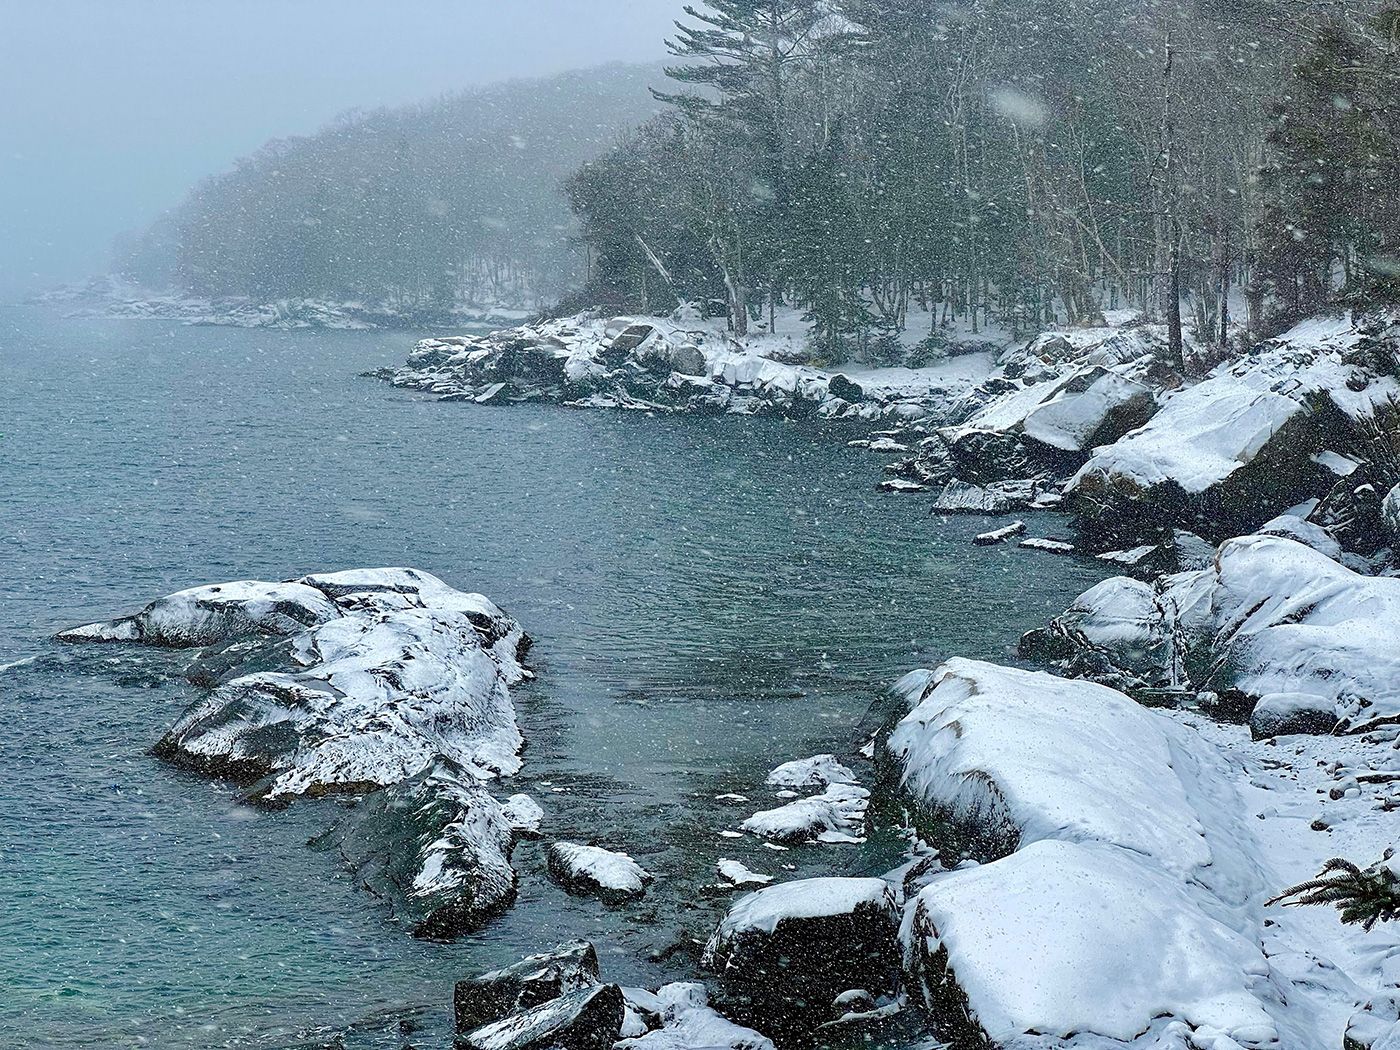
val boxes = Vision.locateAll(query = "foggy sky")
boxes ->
[0,0,684,295]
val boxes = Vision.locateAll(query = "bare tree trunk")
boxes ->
[1160,32,1185,372]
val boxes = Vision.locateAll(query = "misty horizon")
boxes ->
[0,0,684,296]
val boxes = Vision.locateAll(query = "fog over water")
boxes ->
[0,0,682,295]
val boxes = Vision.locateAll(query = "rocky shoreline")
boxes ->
[55,307,1400,1048]
[27,276,534,331]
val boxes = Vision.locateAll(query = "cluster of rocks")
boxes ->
[58,568,541,937]
[450,874,906,1050]
[373,311,987,423]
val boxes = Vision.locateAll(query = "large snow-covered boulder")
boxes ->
[885,660,1246,886]
[454,941,601,1034]
[61,569,531,803]
[1066,324,1400,544]
[152,603,524,802]
[702,877,899,1027]
[901,839,1274,1047]
[311,762,519,937]
[937,364,1155,483]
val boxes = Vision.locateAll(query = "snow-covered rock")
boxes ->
[888,660,1275,1046]
[764,754,856,790]
[153,603,524,802]
[901,839,1273,1047]
[973,520,1026,546]
[546,842,652,903]
[1067,319,1400,544]
[717,859,772,886]
[937,364,1156,483]
[458,981,624,1050]
[1018,576,1173,690]
[702,877,899,1028]
[65,569,531,804]
[1029,534,1400,733]
[312,763,518,937]
[930,478,1040,515]
[56,580,340,646]
[1248,692,1341,739]
[885,659,1252,888]
[739,783,868,844]
[501,794,544,838]
[1257,513,1343,561]
[1170,535,1400,731]
[615,982,775,1050]
[454,940,600,1034]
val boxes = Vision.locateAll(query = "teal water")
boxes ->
[0,305,1109,1048]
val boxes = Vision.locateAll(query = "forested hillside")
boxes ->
[113,62,666,312]
[567,0,1400,362]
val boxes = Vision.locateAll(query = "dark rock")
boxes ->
[702,877,899,1033]
[827,374,864,402]
[454,941,600,1033]
[1249,692,1341,739]
[459,982,624,1050]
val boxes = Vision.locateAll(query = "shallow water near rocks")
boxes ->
[0,305,1110,1049]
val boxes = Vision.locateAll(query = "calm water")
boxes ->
[0,304,1109,1049]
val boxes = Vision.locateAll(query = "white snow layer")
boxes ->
[903,839,1273,1045]
[1069,323,1400,498]
[712,877,896,938]
[890,659,1279,1046]
[764,753,857,789]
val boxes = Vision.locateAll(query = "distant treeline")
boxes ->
[566,0,1400,360]
[113,63,666,312]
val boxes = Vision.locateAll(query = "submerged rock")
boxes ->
[702,877,900,1029]
[454,940,601,1034]
[311,763,518,938]
[546,842,653,903]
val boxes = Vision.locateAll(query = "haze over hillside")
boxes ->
[112,63,668,314]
